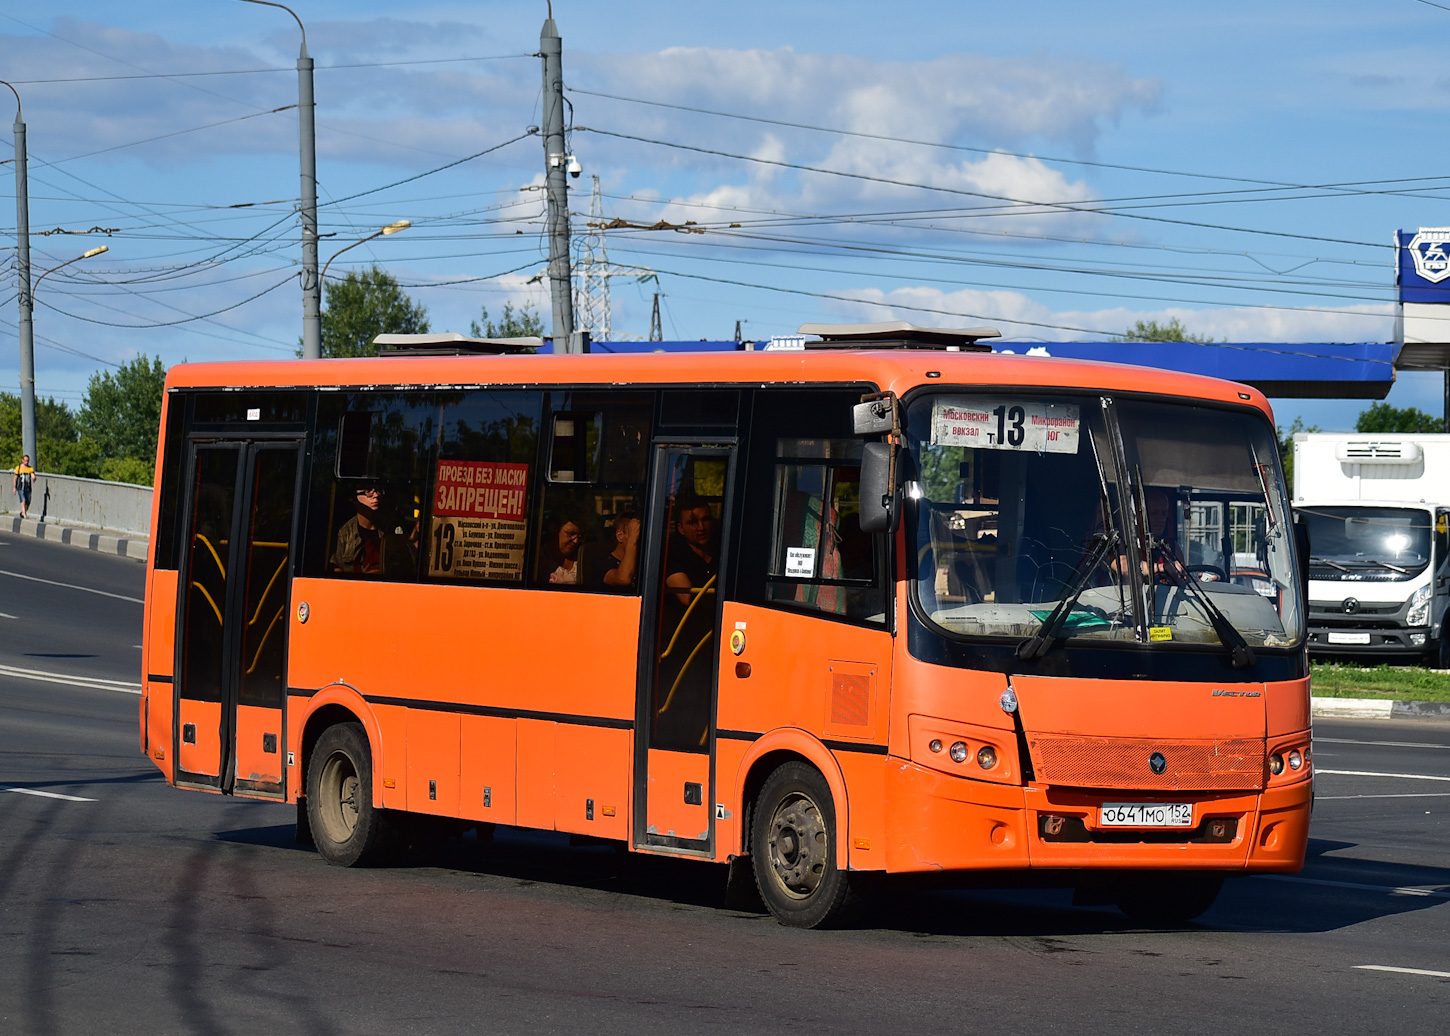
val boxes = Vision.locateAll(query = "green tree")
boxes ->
[0,392,99,478]
[1116,317,1219,344]
[1354,402,1443,434]
[470,301,544,339]
[315,265,429,358]
[1276,416,1319,491]
[77,354,168,484]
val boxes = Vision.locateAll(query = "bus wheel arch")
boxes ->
[297,684,385,807]
[732,730,850,869]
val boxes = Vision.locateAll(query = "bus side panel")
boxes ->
[370,703,408,810]
[554,726,631,841]
[143,569,179,780]
[834,751,887,871]
[146,569,177,679]
[406,710,460,817]
[717,603,892,749]
[286,580,639,723]
[460,715,517,825]
[516,718,556,831]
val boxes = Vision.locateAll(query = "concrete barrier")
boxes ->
[4,469,153,538]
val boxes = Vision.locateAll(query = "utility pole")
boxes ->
[540,9,577,352]
[4,81,36,467]
[649,293,662,341]
[239,2,318,358]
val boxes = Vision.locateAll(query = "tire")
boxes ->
[305,722,399,867]
[750,762,860,928]
[1114,872,1224,926]
[1435,633,1450,670]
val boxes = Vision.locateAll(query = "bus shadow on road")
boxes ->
[207,825,1450,936]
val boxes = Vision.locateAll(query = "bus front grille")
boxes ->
[1027,735,1264,792]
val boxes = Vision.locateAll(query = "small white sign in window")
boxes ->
[785,546,816,578]
[246,408,261,421]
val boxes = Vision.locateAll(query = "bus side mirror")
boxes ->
[1293,511,1310,607]
[853,399,894,435]
[860,442,899,534]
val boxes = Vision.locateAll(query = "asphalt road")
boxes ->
[1,530,1448,1034]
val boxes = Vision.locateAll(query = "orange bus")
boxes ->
[139,322,1312,928]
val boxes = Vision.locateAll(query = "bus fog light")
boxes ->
[928,739,943,754]
[949,741,968,763]
[1288,750,1303,770]
[999,688,1018,714]
[976,746,997,769]
[1269,753,1284,775]
[1412,632,1427,646]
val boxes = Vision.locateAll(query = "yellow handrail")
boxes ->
[194,533,226,579]
[658,573,717,660]
[248,556,288,626]
[244,606,285,675]
[657,630,714,715]
[189,581,223,625]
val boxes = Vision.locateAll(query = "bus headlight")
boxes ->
[1408,584,1433,627]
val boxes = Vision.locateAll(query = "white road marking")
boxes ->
[1316,768,1450,782]
[1355,965,1450,979]
[1319,792,1450,800]
[0,612,17,619]
[1,786,96,802]
[1316,737,1450,751]
[0,662,140,694]
[0,568,142,604]
[1261,874,1450,899]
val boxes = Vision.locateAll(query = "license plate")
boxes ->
[1327,631,1371,645]
[1100,802,1193,827]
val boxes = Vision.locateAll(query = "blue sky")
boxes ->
[3,1,1449,430]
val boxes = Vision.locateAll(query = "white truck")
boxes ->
[1293,432,1450,664]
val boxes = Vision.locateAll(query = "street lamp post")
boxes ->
[238,0,320,358]
[319,221,411,284]
[314,221,411,357]
[2,79,37,467]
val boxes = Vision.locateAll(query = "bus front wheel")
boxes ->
[750,762,860,928]
[306,722,398,867]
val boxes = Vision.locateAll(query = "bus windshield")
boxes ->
[907,393,1302,652]
[1299,505,1431,582]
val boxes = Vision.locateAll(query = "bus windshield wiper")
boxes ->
[1310,555,1350,573]
[1159,542,1256,669]
[1357,558,1410,574]
[1017,531,1117,661]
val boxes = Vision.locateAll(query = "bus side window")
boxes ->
[534,392,652,591]
[765,437,886,623]
[313,392,435,583]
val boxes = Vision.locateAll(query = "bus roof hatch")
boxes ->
[796,321,1001,351]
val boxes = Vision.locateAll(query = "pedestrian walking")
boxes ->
[13,454,34,519]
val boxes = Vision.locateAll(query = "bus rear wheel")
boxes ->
[751,762,860,928]
[1114,872,1224,926]
[306,722,398,867]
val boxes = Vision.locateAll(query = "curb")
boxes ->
[1312,695,1450,720]
[2,515,148,561]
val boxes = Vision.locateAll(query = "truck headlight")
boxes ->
[1408,584,1433,627]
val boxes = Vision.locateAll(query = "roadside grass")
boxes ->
[1310,662,1450,702]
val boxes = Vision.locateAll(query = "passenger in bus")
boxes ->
[666,497,717,606]
[331,483,416,577]
[545,516,585,584]
[591,512,641,588]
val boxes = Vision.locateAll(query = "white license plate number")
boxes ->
[1327,631,1371,645]
[1099,802,1193,827]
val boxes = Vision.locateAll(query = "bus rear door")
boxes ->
[173,439,300,798]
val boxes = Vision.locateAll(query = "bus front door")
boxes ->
[173,440,300,798]
[635,446,733,854]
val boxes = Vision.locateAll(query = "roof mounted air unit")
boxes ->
[796,320,1001,352]
[373,332,541,356]
[1334,439,1422,465]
